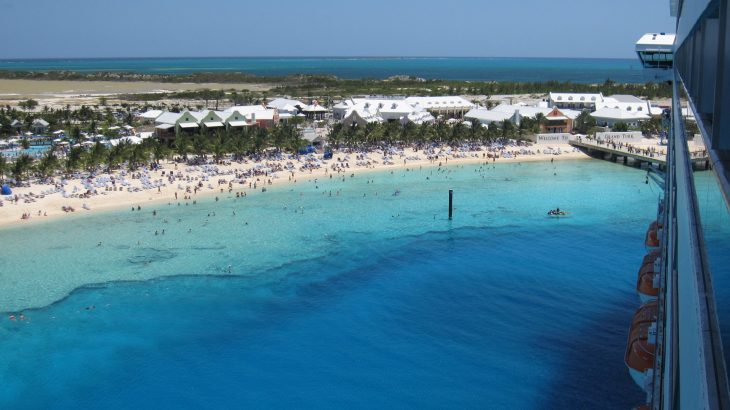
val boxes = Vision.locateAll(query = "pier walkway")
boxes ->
[569,138,710,170]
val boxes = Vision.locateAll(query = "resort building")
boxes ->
[334,96,473,122]
[152,105,279,143]
[403,96,476,118]
[31,119,49,135]
[224,105,279,128]
[136,109,164,124]
[463,108,514,126]
[10,119,22,135]
[337,98,435,126]
[465,103,580,131]
[548,93,604,110]
[597,95,651,114]
[302,102,328,120]
[266,98,306,119]
[590,107,651,128]
[540,107,574,134]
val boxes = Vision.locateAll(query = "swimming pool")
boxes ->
[1,145,51,158]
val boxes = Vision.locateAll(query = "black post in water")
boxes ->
[448,189,453,220]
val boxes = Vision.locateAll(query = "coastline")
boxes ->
[0,146,590,230]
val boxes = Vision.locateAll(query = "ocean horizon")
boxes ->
[0,56,671,83]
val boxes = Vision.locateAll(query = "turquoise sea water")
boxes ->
[0,160,727,409]
[0,57,670,83]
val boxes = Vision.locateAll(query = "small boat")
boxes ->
[625,301,658,392]
[547,208,569,217]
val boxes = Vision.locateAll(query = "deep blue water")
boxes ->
[0,57,671,83]
[1,160,728,409]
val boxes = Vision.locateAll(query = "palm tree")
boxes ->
[12,154,34,181]
[191,133,209,161]
[229,129,249,161]
[0,155,7,181]
[147,138,170,164]
[209,131,228,162]
[535,113,546,134]
[37,150,60,180]
[86,141,107,172]
[127,143,148,171]
[107,141,127,171]
[64,146,85,175]
[174,132,191,162]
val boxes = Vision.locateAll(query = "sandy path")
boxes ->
[0,79,274,98]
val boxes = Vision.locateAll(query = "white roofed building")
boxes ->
[549,93,604,110]
[590,107,651,128]
[30,118,50,135]
[597,95,651,115]
[404,96,476,118]
[137,110,163,124]
[153,106,279,142]
[466,103,581,130]
[267,98,306,118]
[302,102,329,120]
[223,105,279,128]
[464,108,513,126]
[334,96,470,125]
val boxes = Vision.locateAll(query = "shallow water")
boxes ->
[2,160,723,409]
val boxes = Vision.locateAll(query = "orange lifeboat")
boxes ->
[637,257,660,303]
[642,250,661,265]
[625,301,658,392]
[645,225,661,249]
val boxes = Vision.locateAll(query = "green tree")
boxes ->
[209,131,229,162]
[127,143,148,171]
[12,154,34,181]
[19,99,39,112]
[534,113,546,133]
[174,133,191,161]
[37,150,60,179]
[191,133,209,161]
[147,138,170,164]
[0,155,7,181]
[613,122,629,132]
[64,146,85,174]
[86,141,107,172]
[107,142,127,171]
[574,110,596,134]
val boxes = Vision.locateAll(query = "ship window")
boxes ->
[627,107,632,111]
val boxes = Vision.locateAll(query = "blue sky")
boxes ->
[0,0,675,59]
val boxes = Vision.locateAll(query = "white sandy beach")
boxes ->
[0,145,589,228]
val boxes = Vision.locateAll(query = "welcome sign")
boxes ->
[532,133,572,144]
[595,131,644,143]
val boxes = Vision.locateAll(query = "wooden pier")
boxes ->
[569,139,711,170]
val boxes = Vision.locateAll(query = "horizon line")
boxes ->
[0,55,640,62]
